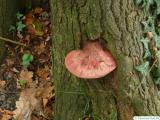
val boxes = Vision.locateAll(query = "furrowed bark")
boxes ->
[51,0,160,120]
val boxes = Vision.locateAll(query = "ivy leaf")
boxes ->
[16,12,24,20]
[140,38,151,58]
[155,0,160,14]
[142,0,154,10]
[135,0,143,5]
[140,37,149,49]
[135,61,149,75]
[152,66,160,78]
[142,16,154,32]
[154,77,160,85]
[156,50,160,59]
[143,50,151,59]
[154,35,160,48]
[9,25,16,32]
[156,6,160,15]
[16,21,26,32]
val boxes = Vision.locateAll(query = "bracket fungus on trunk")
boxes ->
[65,40,117,79]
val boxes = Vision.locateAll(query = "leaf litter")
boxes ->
[0,7,54,120]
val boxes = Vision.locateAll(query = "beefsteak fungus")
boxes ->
[65,41,117,79]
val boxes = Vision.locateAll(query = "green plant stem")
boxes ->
[0,36,26,47]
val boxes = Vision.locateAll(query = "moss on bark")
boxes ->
[51,0,160,119]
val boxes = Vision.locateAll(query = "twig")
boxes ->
[0,36,26,47]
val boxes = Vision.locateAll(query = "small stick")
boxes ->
[0,36,26,47]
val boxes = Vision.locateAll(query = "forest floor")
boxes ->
[0,7,54,120]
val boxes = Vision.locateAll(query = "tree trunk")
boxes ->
[50,0,160,120]
[0,0,24,62]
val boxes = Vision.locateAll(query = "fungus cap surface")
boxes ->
[65,41,117,79]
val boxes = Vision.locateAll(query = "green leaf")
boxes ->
[142,16,154,32]
[143,50,151,59]
[9,25,16,32]
[155,0,160,14]
[152,66,160,78]
[18,79,27,88]
[154,35,160,48]
[22,61,30,70]
[135,61,149,75]
[22,54,33,61]
[140,37,149,49]
[16,12,24,20]
[22,54,33,70]
[157,7,160,15]
[143,0,154,10]
[156,50,160,58]
[135,0,143,5]
[33,20,43,31]
[154,78,160,85]
[140,38,151,58]
[16,21,26,32]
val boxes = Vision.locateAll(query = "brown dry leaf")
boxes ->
[27,25,37,35]
[19,70,33,86]
[36,66,49,80]
[43,105,53,119]
[33,7,43,14]
[0,108,14,120]
[25,18,33,26]
[31,115,39,120]
[84,118,90,120]
[0,80,6,88]
[42,98,48,108]
[36,42,45,55]
[17,32,23,39]
[25,12,33,26]
[12,67,19,73]
[36,82,54,108]
[13,88,41,120]
[14,82,53,120]
[6,59,14,66]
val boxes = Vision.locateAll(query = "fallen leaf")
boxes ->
[14,82,53,120]
[40,11,49,20]
[33,8,43,14]
[6,59,14,66]
[36,82,54,108]
[0,80,6,88]
[31,115,39,120]
[26,25,37,35]
[13,88,41,120]
[36,42,46,55]
[25,12,33,26]
[35,30,44,36]
[42,98,48,108]
[36,66,49,80]
[17,32,23,39]
[12,67,19,73]
[0,108,14,120]
[19,70,33,87]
